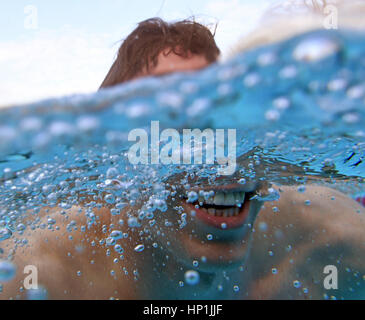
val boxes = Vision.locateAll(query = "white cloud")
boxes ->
[0,26,118,107]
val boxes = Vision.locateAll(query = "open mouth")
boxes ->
[183,188,255,229]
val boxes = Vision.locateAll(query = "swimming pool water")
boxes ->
[0,28,364,299]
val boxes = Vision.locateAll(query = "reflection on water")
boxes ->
[0,29,364,300]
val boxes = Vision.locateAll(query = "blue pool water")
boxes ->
[0,28,364,299]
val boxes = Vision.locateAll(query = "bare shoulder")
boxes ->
[0,206,137,300]
[249,185,365,299]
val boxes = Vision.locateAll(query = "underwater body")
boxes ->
[0,28,365,299]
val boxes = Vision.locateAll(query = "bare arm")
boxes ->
[0,206,137,300]
[250,185,365,299]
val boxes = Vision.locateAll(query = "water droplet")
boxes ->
[114,244,124,253]
[236,179,247,187]
[17,223,26,232]
[104,194,115,204]
[0,228,12,242]
[258,222,268,232]
[106,237,116,246]
[186,191,198,203]
[243,73,260,87]
[0,260,16,282]
[265,109,280,121]
[128,217,141,228]
[273,97,290,110]
[134,244,145,252]
[293,35,339,62]
[110,230,123,240]
[279,65,297,79]
[76,116,100,132]
[184,270,200,286]
[106,167,118,179]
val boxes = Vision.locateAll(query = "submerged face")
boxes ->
[135,48,211,79]
[150,171,264,272]
[130,49,262,270]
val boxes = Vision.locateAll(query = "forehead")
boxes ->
[150,50,210,76]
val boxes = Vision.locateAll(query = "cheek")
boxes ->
[150,206,181,238]
[150,207,190,244]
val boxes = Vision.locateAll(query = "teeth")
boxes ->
[213,193,225,205]
[216,209,223,217]
[204,197,215,205]
[202,206,241,217]
[213,191,246,206]
[235,192,245,205]
[208,208,216,215]
[230,208,235,216]
[224,193,236,206]
[190,190,247,206]
[189,190,248,217]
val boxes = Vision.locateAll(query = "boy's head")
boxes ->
[100,17,220,88]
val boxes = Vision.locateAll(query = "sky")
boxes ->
[0,0,272,107]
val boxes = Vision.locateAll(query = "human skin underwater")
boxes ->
[1,153,364,299]
[1,11,365,300]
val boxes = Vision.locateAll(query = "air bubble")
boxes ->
[0,260,16,282]
[0,228,12,242]
[184,270,200,286]
[134,244,145,252]
[186,191,198,203]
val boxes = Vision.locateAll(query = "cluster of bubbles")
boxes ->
[0,29,364,298]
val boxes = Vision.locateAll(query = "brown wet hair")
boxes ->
[99,17,220,89]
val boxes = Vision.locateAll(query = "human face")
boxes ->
[132,49,262,271]
[135,48,211,79]
[150,158,264,272]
